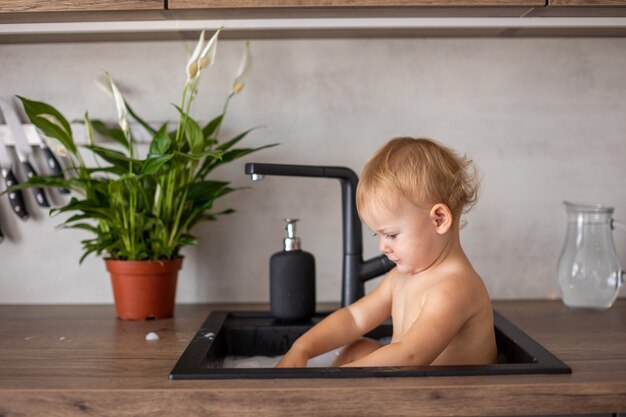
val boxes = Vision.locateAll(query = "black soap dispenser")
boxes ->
[270,218,316,322]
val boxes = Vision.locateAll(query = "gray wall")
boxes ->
[1,37,625,304]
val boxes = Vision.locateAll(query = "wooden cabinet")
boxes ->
[169,0,543,7]
[528,0,626,16]
[0,0,166,25]
[0,0,163,13]
[166,0,543,19]
[549,0,626,4]
[165,0,626,20]
[2,0,626,15]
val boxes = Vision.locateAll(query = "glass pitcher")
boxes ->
[557,201,625,310]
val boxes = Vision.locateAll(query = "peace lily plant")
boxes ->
[12,29,274,264]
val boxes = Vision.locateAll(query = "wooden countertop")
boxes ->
[0,300,624,416]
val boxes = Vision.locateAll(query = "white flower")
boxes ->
[187,28,222,82]
[107,73,130,139]
[186,28,222,82]
[186,30,205,79]
[232,42,251,95]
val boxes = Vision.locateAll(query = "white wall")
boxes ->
[0,37,625,304]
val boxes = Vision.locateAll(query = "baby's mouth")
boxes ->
[383,254,398,264]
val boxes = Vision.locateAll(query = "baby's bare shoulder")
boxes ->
[426,267,489,311]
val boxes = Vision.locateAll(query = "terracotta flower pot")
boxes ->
[106,258,183,320]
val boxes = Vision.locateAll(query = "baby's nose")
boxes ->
[378,239,390,254]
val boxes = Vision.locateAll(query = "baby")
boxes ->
[276,137,497,368]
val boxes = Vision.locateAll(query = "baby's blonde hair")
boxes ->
[357,137,479,219]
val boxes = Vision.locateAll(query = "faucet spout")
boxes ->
[245,162,395,307]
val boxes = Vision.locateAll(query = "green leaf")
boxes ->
[148,124,172,156]
[198,143,277,178]
[141,154,173,176]
[17,96,77,155]
[177,234,198,247]
[63,223,100,234]
[1,174,77,194]
[125,101,156,135]
[202,114,223,139]
[85,144,137,172]
[217,127,262,152]
[220,145,276,163]
[184,117,205,154]
[215,208,236,216]
[17,96,74,144]
[51,197,114,222]
[185,180,230,203]
[84,113,96,146]
[58,214,96,227]
[79,247,98,264]
[215,207,235,217]
[174,105,205,154]
[174,149,222,161]
[187,208,236,229]
[197,187,234,211]
[82,166,123,176]
[90,120,130,151]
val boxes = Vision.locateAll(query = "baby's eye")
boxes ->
[372,232,397,240]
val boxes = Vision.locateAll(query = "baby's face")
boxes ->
[360,196,447,275]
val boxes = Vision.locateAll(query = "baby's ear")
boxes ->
[430,204,453,234]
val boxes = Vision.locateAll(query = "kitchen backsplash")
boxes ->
[0,37,625,303]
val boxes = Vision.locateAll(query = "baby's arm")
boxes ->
[275,274,393,368]
[275,307,361,367]
[342,284,472,367]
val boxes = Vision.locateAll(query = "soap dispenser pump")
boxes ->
[270,218,316,322]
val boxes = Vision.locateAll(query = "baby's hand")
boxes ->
[275,345,309,368]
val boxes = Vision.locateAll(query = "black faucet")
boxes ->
[245,163,395,307]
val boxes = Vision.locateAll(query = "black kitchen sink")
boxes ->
[169,310,571,380]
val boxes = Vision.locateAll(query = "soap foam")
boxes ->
[222,355,282,368]
[221,337,389,369]
[222,347,344,369]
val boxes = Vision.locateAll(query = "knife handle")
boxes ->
[40,145,70,194]
[3,169,29,221]
[0,222,4,244]
[21,161,50,208]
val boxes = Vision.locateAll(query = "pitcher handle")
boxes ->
[611,219,626,285]
[612,219,626,232]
